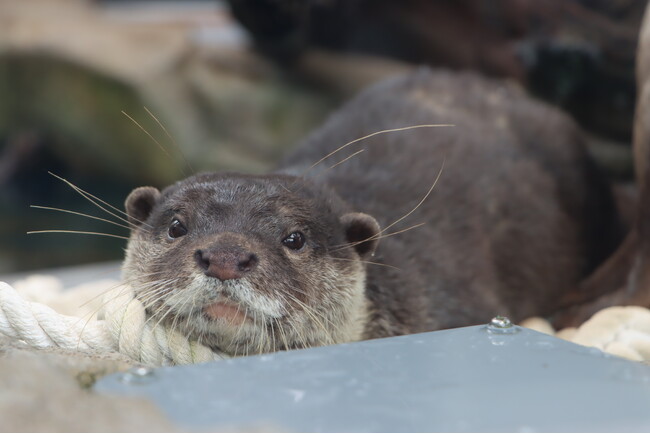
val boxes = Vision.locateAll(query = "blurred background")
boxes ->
[0,0,645,274]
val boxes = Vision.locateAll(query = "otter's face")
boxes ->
[122,173,380,356]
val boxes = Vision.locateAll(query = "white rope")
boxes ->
[5,275,650,365]
[0,281,226,366]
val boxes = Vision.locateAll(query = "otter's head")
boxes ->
[122,172,380,356]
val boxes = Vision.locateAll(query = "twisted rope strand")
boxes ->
[4,279,650,365]
[0,282,226,366]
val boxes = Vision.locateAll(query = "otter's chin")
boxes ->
[203,300,249,326]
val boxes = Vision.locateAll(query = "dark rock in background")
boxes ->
[228,0,644,143]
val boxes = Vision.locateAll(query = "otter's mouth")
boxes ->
[203,299,250,326]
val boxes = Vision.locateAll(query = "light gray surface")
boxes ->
[0,261,122,288]
[95,325,650,432]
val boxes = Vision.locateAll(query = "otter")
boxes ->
[122,69,623,356]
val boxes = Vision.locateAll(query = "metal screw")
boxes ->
[486,315,519,334]
[490,316,512,328]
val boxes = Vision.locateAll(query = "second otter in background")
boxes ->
[122,69,623,356]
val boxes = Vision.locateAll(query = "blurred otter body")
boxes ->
[281,69,621,335]
[123,69,622,355]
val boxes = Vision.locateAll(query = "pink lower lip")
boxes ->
[204,301,248,325]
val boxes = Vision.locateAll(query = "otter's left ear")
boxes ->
[340,212,381,259]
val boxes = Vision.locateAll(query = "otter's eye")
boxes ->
[168,219,187,239]
[282,232,305,250]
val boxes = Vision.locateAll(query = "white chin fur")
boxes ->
[164,272,284,319]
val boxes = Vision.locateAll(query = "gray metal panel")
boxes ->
[95,325,650,432]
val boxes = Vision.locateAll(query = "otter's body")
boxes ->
[123,69,621,355]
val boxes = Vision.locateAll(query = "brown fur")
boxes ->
[123,68,622,355]
[282,69,623,334]
[123,173,375,355]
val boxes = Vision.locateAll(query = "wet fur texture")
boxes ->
[123,68,623,356]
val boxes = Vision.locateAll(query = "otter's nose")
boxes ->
[194,247,258,281]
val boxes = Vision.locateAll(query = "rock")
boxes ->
[0,0,336,180]
[0,0,337,272]
[0,344,178,432]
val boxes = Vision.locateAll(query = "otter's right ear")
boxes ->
[125,186,160,227]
